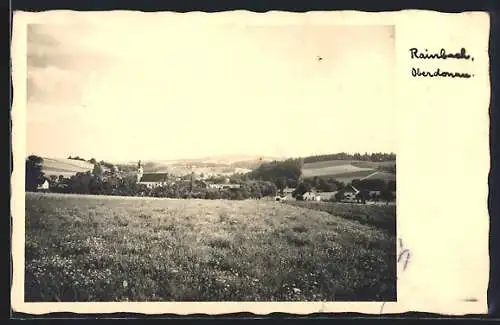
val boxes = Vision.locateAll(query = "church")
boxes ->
[136,160,144,183]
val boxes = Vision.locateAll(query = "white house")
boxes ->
[302,192,316,201]
[275,195,287,202]
[37,179,50,191]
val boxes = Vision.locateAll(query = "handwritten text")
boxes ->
[409,47,475,79]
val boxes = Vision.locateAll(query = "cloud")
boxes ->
[27,24,117,106]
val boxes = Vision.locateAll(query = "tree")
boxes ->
[387,180,396,191]
[292,182,312,200]
[92,163,104,179]
[334,191,344,202]
[380,190,395,204]
[26,155,45,191]
[49,175,58,185]
[356,190,370,204]
[370,192,380,202]
[275,178,286,194]
[247,158,302,188]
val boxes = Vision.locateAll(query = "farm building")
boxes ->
[302,191,321,201]
[317,191,337,201]
[275,195,287,202]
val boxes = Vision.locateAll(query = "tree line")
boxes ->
[26,156,278,200]
[245,158,303,191]
[27,153,396,203]
[303,152,396,164]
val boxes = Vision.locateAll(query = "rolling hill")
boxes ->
[37,154,395,184]
[301,160,396,183]
[40,157,94,177]
[119,155,283,177]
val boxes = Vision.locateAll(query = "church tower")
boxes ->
[136,160,144,182]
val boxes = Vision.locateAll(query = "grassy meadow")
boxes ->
[25,192,396,302]
[284,201,396,236]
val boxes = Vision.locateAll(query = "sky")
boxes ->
[26,19,395,162]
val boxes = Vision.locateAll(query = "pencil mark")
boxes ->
[463,297,478,302]
[397,238,411,271]
[380,301,386,314]
[381,239,410,314]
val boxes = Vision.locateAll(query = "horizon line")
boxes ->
[26,151,397,163]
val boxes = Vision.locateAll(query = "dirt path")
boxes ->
[359,171,379,181]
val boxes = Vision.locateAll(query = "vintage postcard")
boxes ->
[11,10,490,315]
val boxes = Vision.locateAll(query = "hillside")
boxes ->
[302,160,396,183]
[41,157,94,177]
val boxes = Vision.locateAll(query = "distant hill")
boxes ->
[40,157,94,177]
[115,155,284,177]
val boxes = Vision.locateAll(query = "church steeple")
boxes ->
[136,160,144,182]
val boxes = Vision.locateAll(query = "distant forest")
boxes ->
[303,152,396,164]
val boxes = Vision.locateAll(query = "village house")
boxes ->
[272,187,295,202]
[302,191,321,201]
[275,194,287,202]
[37,179,50,192]
[135,161,243,191]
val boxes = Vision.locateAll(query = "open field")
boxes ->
[301,164,373,179]
[303,160,395,170]
[301,160,395,182]
[41,158,94,177]
[334,170,396,183]
[25,192,396,302]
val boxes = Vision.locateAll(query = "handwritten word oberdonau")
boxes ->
[411,67,473,79]
[409,48,473,61]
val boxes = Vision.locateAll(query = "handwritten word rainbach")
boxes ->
[409,48,473,61]
[411,68,473,79]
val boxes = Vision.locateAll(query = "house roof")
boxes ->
[139,173,168,182]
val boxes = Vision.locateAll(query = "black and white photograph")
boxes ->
[22,17,399,303]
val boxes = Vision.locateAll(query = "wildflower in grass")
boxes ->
[123,280,128,288]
